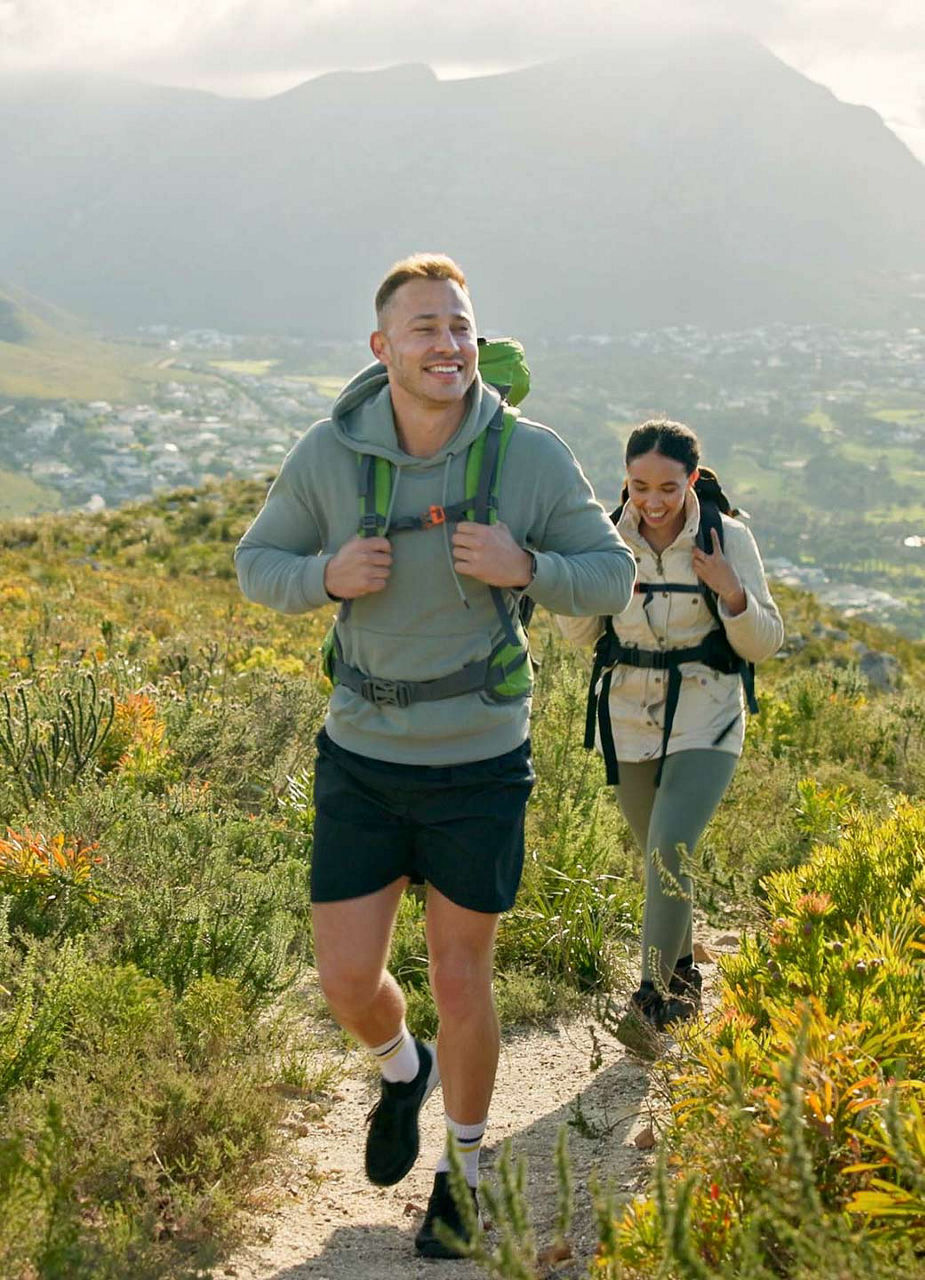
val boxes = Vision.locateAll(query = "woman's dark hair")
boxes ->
[625,419,701,476]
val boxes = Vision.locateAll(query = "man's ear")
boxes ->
[370,330,386,362]
[688,467,700,489]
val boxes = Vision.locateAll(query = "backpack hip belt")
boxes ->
[584,621,756,788]
[329,639,529,708]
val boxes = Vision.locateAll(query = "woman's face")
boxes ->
[625,449,697,535]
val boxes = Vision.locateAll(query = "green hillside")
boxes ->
[0,481,923,1277]
[0,464,60,517]
[0,282,190,401]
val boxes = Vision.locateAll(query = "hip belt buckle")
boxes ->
[361,677,413,708]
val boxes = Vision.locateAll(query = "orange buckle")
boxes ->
[423,504,446,528]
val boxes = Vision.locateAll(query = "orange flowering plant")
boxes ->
[0,826,104,907]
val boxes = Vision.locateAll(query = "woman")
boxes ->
[558,419,783,1047]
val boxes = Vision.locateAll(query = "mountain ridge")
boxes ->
[2,36,924,336]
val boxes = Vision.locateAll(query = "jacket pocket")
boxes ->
[673,664,743,746]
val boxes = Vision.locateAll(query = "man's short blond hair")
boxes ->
[375,253,469,323]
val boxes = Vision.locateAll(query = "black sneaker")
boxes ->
[615,986,696,1058]
[615,987,664,1057]
[364,1039,439,1186]
[414,1171,481,1259]
[669,962,703,1007]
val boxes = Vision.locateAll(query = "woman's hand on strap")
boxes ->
[692,528,746,616]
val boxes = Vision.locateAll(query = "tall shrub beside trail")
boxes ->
[685,662,925,915]
[592,801,925,1279]
[0,653,323,1275]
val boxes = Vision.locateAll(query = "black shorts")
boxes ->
[311,729,535,914]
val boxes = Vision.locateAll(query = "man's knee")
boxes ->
[429,948,493,1022]
[316,955,384,1016]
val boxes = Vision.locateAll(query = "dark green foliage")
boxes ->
[0,940,86,1103]
[0,672,115,804]
[0,1051,278,1279]
[0,936,289,1276]
[166,668,327,808]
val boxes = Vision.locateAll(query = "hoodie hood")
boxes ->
[330,361,502,465]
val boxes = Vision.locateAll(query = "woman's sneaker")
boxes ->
[364,1039,440,1186]
[615,986,696,1058]
[414,1172,481,1259]
[669,962,703,1008]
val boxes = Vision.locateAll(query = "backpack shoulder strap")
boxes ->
[584,616,620,783]
[696,501,759,716]
[696,499,724,623]
[357,454,392,538]
[465,406,522,646]
[696,495,724,552]
[464,404,514,524]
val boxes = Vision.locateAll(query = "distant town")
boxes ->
[12,331,338,510]
[3,321,924,634]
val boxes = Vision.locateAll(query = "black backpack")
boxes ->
[584,468,758,786]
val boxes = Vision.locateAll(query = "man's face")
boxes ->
[370,278,478,410]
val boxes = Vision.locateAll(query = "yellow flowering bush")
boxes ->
[598,802,925,1276]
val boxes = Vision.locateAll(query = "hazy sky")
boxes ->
[2,0,923,161]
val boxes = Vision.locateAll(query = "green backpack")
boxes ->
[321,338,535,708]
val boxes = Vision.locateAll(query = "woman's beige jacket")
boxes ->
[557,490,784,762]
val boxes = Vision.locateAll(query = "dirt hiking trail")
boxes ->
[216,931,738,1280]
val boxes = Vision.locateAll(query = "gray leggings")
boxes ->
[615,750,737,988]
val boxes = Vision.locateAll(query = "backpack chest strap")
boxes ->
[607,641,708,669]
[634,581,704,608]
[387,498,473,533]
[595,628,734,673]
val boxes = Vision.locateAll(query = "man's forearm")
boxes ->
[235,543,333,614]
[527,545,636,617]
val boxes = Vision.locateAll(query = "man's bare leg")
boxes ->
[425,886,500,1125]
[315,877,442,1189]
[312,877,409,1045]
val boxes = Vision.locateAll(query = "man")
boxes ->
[235,253,635,1259]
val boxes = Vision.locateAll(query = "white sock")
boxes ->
[369,1023,420,1084]
[435,1114,487,1188]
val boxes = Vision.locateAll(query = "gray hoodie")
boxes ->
[235,364,635,764]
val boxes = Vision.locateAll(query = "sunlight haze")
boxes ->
[1,0,923,161]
